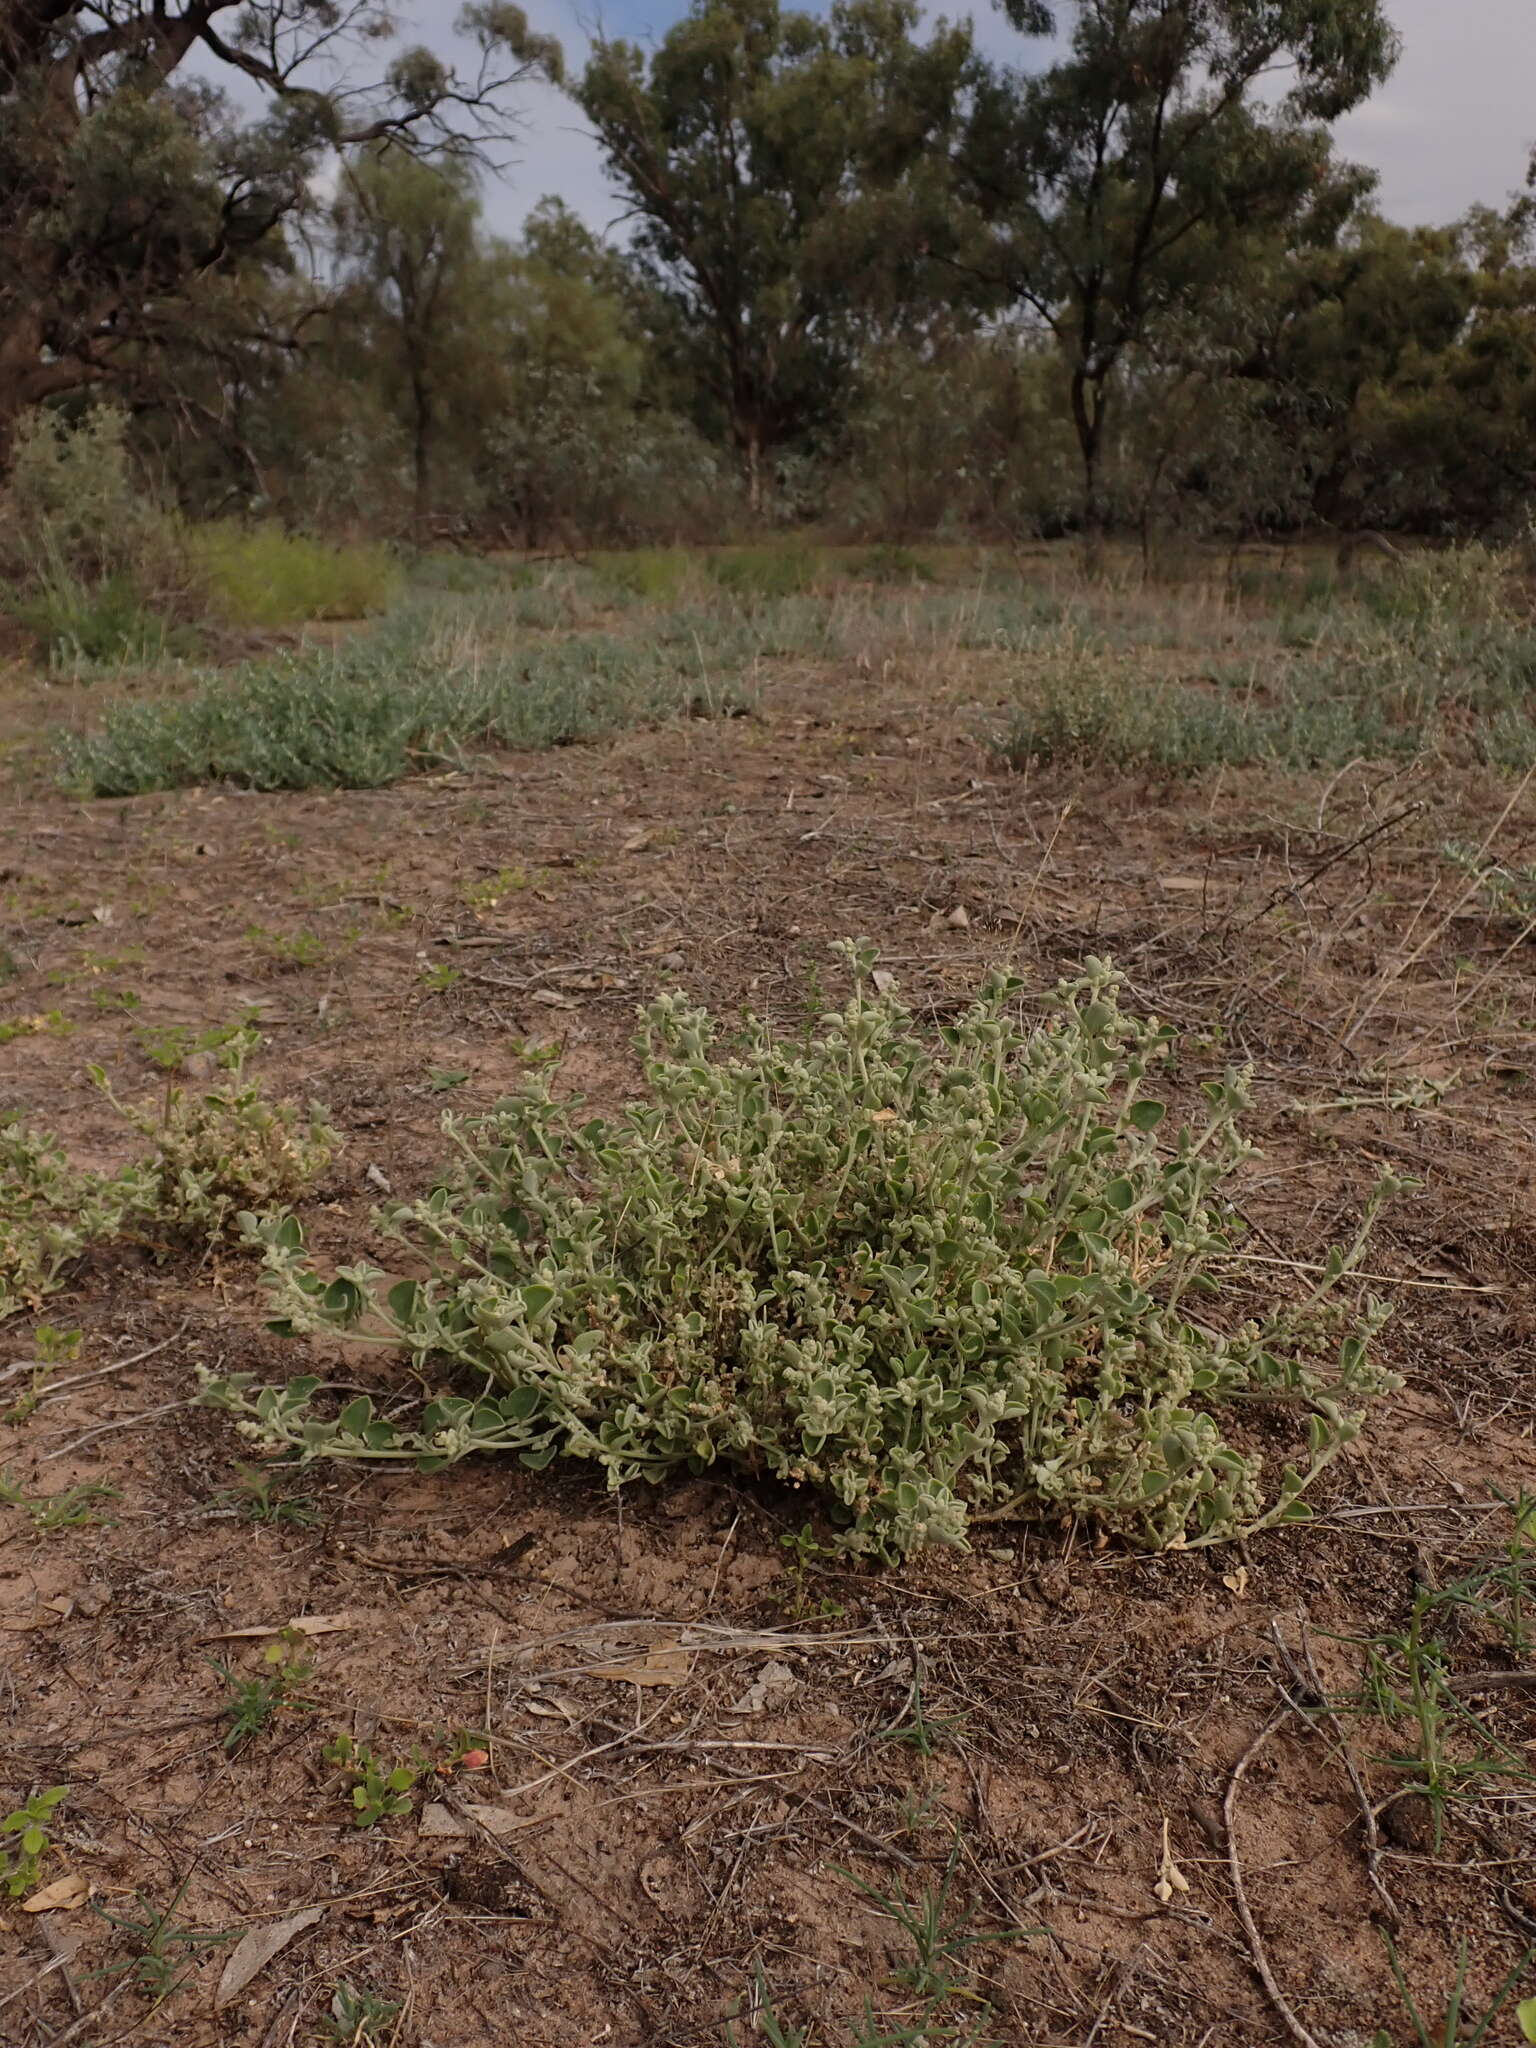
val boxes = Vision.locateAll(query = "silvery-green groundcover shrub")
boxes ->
[204,948,1397,1557]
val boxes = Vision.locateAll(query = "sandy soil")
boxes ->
[2,622,1535,2047]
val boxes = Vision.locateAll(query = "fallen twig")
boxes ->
[42,1397,195,1461]
[1270,1619,1398,1926]
[0,1320,188,1391]
[1225,1708,1324,2048]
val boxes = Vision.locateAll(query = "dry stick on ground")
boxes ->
[0,1321,188,1390]
[1268,1618,1399,1927]
[41,1396,195,1461]
[0,1954,72,2020]
[1342,766,1535,1050]
[1224,1707,1324,2048]
[1231,803,1424,935]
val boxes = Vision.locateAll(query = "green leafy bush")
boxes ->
[99,1067,339,1239]
[0,405,194,665]
[589,546,699,601]
[185,522,399,626]
[16,569,195,667]
[0,1120,133,1320]
[1,407,169,586]
[707,543,826,597]
[997,631,1320,776]
[55,595,755,796]
[206,950,1396,1557]
[0,1053,337,1320]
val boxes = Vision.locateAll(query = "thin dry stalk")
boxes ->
[1224,1708,1324,2048]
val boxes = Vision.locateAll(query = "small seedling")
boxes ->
[777,1521,847,1620]
[1372,1932,1532,2047]
[135,1014,262,1073]
[0,1471,118,1531]
[1433,1489,1535,1660]
[427,1068,470,1094]
[0,1326,81,1425]
[424,1727,493,1777]
[724,1970,808,2048]
[34,1325,83,1364]
[839,1835,1026,2006]
[1337,1496,1536,1846]
[218,1463,321,1527]
[324,1979,402,2044]
[418,962,461,992]
[506,1035,560,1068]
[245,923,327,970]
[215,1632,316,1749]
[875,1669,963,1759]
[461,866,529,910]
[1,1786,68,1897]
[93,1878,234,2005]
[0,1010,75,1044]
[323,1734,420,1827]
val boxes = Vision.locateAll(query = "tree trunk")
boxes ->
[410,371,433,540]
[1070,365,1108,574]
[743,421,762,516]
[0,313,83,469]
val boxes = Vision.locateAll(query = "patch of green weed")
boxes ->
[207,947,1397,1558]
[185,521,398,627]
[1,1787,68,1898]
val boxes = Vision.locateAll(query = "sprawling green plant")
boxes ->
[97,1065,338,1240]
[205,949,1396,1557]
[0,1049,337,1320]
[0,1119,135,1320]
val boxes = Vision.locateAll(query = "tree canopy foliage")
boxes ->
[4,0,1536,553]
[0,0,559,439]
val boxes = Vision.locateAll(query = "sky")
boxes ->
[420,0,1536,242]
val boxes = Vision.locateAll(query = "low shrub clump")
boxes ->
[0,1046,337,1321]
[207,949,1397,1558]
[184,522,399,627]
[1,408,401,664]
[55,596,754,796]
[0,1121,135,1321]
[999,563,1536,779]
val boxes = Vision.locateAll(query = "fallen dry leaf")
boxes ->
[215,1907,324,2008]
[726,1658,798,1716]
[620,828,653,853]
[205,1612,359,1642]
[586,1638,692,1687]
[1222,1566,1250,1599]
[4,1596,76,1632]
[529,989,580,1010]
[419,1801,545,1840]
[21,1873,90,1914]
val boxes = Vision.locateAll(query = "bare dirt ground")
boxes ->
[3,600,1536,2047]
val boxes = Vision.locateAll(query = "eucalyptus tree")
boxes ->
[575,0,977,504]
[0,0,560,452]
[958,0,1399,540]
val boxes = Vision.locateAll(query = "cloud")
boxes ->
[339,0,1536,239]
[1335,0,1533,222]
